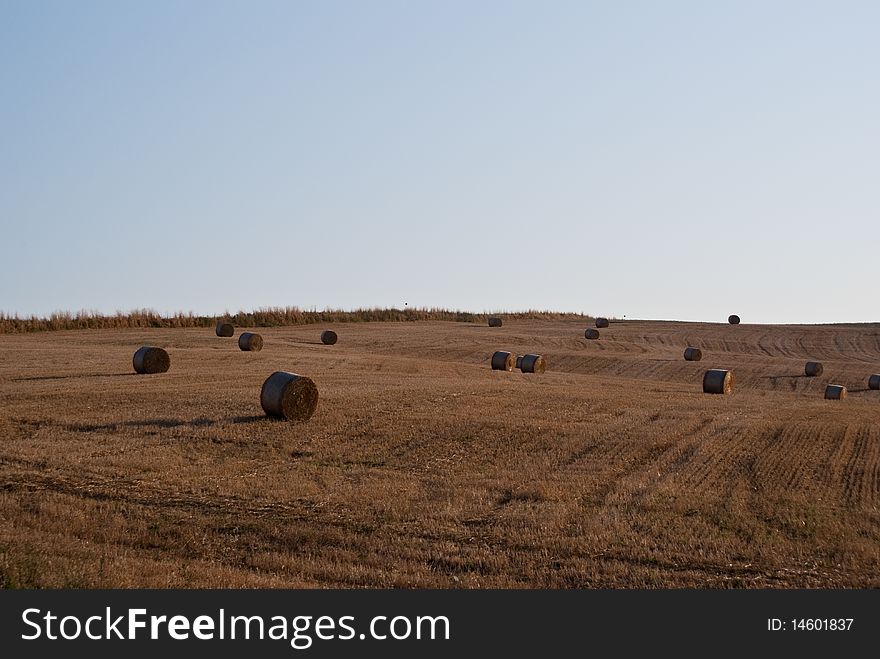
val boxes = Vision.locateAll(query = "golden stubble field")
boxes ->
[1,319,879,588]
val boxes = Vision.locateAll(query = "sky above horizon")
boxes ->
[1,1,878,323]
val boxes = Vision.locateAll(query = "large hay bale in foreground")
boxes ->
[585,328,600,340]
[684,347,702,361]
[595,317,609,328]
[728,315,741,325]
[703,369,733,394]
[804,361,823,377]
[519,354,546,374]
[320,330,338,345]
[824,384,847,400]
[216,322,234,337]
[488,317,503,327]
[132,346,170,374]
[238,332,263,352]
[260,371,319,420]
[491,350,515,371]
[869,374,880,390]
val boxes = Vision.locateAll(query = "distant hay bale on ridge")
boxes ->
[584,328,600,340]
[488,317,503,327]
[320,330,338,345]
[595,317,609,328]
[238,332,263,352]
[260,371,318,421]
[519,354,546,374]
[804,361,823,377]
[491,351,515,371]
[824,384,847,400]
[703,369,732,394]
[728,315,741,325]
[216,322,234,337]
[869,374,880,390]
[684,347,702,362]
[132,346,170,374]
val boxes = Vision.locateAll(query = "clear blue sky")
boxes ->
[2,1,878,323]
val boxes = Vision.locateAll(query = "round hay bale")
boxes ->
[216,322,234,337]
[804,361,823,377]
[491,350,515,371]
[703,369,733,394]
[584,328,600,340]
[515,355,523,369]
[260,371,319,421]
[488,317,503,327]
[728,315,741,325]
[238,332,263,352]
[132,346,170,374]
[519,353,546,374]
[868,374,880,390]
[595,317,609,328]
[824,384,847,400]
[683,347,702,362]
[320,330,338,345]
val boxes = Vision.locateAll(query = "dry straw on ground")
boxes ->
[825,384,847,400]
[6,320,880,589]
[585,328,600,340]
[519,354,546,374]
[215,322,234,337]
[595,317,609,328]
[132,346,170,374]
[320,330,338,345]
[260,371,319,421]
[488,317,503,327]
[703,369,733,394]
[491,351,515,371]
[805,361,824,377]
[238,332,263,352]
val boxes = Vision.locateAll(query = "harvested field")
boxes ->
[1,319,880,588]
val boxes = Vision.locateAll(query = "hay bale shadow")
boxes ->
[13,373,134,382]
[67,418,215,432]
